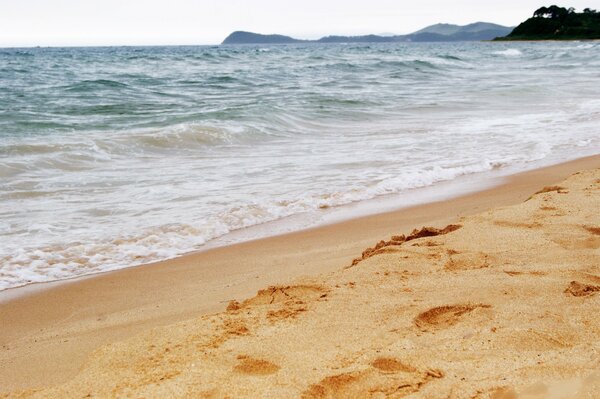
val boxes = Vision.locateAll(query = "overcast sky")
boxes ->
[0,1,594,47]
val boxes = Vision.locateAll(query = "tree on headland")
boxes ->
[533,5,573,20]
[497,5,600,40]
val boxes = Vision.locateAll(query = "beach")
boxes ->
[1,155,599,397]
[2,7,600,399]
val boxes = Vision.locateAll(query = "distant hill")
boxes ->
[316,35,395,43]
[413,23,464,36]
[222,31,305,44]
[495,6,600,40]
[409,22,514,42]
[221,22,513,45]
[414,22,510,36]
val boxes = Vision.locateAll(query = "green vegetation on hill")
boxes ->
[497,5,600,40]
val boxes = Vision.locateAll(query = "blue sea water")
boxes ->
[1,42,599,290]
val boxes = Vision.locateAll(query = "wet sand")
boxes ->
[1,155,599,396]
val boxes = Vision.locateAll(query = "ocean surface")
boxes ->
[1,42,599,291]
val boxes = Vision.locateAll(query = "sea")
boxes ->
[1,41,599,291]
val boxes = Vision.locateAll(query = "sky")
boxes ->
[0,1,595,47]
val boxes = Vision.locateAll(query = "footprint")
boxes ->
[371,357,416,374]
[414,304,491,331]
[228,284,326,311]
[240,284,326,307]
[564,281,600,297]
[445,251,490,271]
[552,235,600,250]
[227,285,327,326]
[302,361,443,399]
[234,356,280,376]
[303,372,363,398]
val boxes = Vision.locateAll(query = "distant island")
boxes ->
[496,5,600,40]
[222,22,513,45]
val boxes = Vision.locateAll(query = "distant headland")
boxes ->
[222,22,513,45]
[496,5,600,40]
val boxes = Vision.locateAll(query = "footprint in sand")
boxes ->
[229,284,326,309]
[302,358,443,398]
[414,304,491,331]
[227,284,327,325]
[445,251,490,271]
[552,235,600,250]
[234,356,280,376]
[564,281,600,297]
[370,357,416,374]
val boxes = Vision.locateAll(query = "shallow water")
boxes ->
[1,42,599,290]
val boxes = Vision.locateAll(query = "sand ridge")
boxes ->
[3,168,600,398]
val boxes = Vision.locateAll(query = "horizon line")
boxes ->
[0,20,514,49]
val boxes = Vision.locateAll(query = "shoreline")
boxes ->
[1,154,599,393]
[0,163,502,303]
[1,150,595,301]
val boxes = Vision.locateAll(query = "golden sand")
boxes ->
[4,168,599,398]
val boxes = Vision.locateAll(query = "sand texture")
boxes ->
[4,169,599,398]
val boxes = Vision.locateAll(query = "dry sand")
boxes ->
[1,156,599,398]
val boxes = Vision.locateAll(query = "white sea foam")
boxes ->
[493,48,523,56]
[575,43,596,49]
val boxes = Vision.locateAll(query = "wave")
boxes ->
[492,48,522,57]
[438,54,463,61]
[0,67,31,74]
[314,97,371,107]
[114,124,238,150]
[13,120,74,130]
[575,43,596,49]
[0,122,253,171]
[374,59,441,70]
[64,79,130,92]
[8,50,35,57]
[206,75,239,84]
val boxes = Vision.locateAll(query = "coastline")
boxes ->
[1,154,599,393]
[1,150,596,300]
[0,160,503,302]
